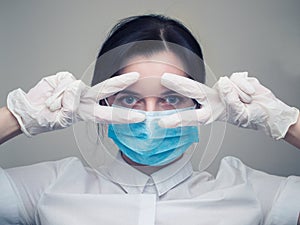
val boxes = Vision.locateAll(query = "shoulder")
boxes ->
[5,157,88,181]
[217,156,251,177]
[217,156,286,181]
[219,156,248,169]
[216,156,275,176]
[214,156,284,187]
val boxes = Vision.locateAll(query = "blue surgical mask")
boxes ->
[108,107,199,166]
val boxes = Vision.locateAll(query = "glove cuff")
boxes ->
[268,103,299,140]
[7,89,33,137]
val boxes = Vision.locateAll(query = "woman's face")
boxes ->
[107,51,195,111]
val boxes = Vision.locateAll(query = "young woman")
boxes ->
[1,14,299,225]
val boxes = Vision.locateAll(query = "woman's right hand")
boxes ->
[7,71,145,136]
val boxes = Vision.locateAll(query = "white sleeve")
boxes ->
[264,176,300,225]
[222,157,300,225]
[0,168,20,225]
[245,164,300,225]
[0,157,77,224]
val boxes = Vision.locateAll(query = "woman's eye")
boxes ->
[116,95,139,107]
[164,96,180,105]
[124,96,137,105]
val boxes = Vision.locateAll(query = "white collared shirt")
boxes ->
[0,153,299,225]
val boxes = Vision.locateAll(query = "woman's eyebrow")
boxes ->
[161,90,184,96]
[116,89,142,97]
[116,90,184,98]
[161,90,178,95]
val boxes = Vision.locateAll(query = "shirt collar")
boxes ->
[98,150,194,197]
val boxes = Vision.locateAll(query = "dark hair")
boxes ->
[92,14,205,85]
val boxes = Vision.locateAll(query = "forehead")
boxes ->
[121,51,186,77]
[120,51,187,96]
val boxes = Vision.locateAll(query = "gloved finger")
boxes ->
[245,76,275,96]
[229,80,253,104]
[46,95,63,112]
[217,77,247,124]
[230,72,255,95]
[84,72,140,100]
[158,108,211,128]
[44,71,76,89]
[217,75,253,104]
[61,80,88,113]
[161,73,213,102]
[80,104,146,124]
[52,81,89,126]
[29,72,76,106]
[46,80,87,112]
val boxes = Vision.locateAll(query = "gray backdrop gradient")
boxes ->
[1,0,300,176]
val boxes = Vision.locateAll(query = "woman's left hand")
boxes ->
[160,72,299,140]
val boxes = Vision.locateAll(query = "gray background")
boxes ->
[1,0,299,176]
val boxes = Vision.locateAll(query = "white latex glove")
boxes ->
[7,71,145,136]
[160,72,299,140]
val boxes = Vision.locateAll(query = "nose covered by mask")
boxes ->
[108,106,199,166]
